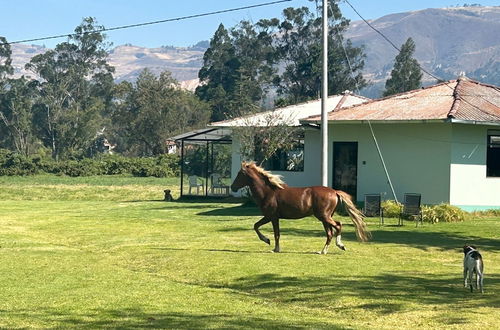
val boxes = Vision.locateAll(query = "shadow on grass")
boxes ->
[198,204,261,216]
[3,308,343,329]
[8,269,497,328]
[215,222,500,252]
[370,228,500,251]
[149,246,319,255]
[214,272,500,320]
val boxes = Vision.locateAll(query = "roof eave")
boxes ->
[300,119,450,125]
[449,119,500,126]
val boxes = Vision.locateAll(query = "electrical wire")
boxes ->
[0,0,292,46]
[343,0,498,116]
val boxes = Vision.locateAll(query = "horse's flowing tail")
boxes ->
[336,190,371,242]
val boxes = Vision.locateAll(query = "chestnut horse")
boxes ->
[231,162,371,254]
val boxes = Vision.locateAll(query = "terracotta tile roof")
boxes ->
[302,78,500,123]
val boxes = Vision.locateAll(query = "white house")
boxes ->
[300,77,500,211]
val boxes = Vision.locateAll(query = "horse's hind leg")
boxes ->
[318,222,333,254]
[320,216,345,251]
[332,221,346,251]
[254,217,272,245]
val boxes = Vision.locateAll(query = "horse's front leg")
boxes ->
[271,218,280,253]
[254,217,272,245]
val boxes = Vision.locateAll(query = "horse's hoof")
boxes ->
[339,246,346,251]
[264,238,271,245]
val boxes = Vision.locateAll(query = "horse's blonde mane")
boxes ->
[242,161,286,189]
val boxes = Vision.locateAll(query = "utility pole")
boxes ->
[321,0,328,187]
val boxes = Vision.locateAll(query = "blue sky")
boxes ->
[1,0,498,48]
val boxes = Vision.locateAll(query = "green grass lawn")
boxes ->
[0,175,498,329]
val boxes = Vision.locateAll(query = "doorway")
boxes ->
[332,142,358,198]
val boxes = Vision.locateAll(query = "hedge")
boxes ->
[0,150,180,177]
[380,200,468,223]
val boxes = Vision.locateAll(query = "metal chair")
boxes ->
[188,175,204,195]
[399,193,423,227]
[364,194,384,225]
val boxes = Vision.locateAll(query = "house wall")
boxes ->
[230,130,323,189]
[449,124,500,210]
[230,122,500,210]
[304,122,452,204]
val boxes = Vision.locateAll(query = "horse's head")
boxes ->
[230,162,255,192]
[231,162,286,192]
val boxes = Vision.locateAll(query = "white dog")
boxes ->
[463,245,484,293]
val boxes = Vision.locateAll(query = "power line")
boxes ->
[343,0,442,82]
[1,0,292,46]
[343,0,497,115]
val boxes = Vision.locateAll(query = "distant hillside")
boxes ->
[108,43,206,84]
[10,42,207,91]
[346,6,500,97]
[8,6,500,96]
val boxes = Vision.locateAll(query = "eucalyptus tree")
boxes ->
[0,36,14,147]
[274,0,367,105]
[0,36,12,83]
[26,17,114,160]
[196,21,278,121]
[195,24,239,122]
[0,77,39,155]
[111,69,210,156]
[383,37,422,96]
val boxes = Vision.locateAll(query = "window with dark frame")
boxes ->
[255,135,305,172]
[486,130,500,177]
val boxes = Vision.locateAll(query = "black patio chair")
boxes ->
[399,193,423,227]
[364,194,384,225]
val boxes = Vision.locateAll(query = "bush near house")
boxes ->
[381,200,468,223]
[0,149,180,177]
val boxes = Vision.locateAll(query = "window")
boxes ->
[264,144,304,172]
[255,135,304,172]
[487,130,500,177]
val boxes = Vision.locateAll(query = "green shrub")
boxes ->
[101,155,135,175]
[0,150,180,178]
[130,155,179,178]
[0,150,40,175]
[381,199,468,223]
[381,200,402,218]
[470,209,500,218]
[437,203,468,222]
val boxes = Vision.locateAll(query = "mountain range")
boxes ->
[9,5,500,98]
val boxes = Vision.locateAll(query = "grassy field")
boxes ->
[0,175,498,329]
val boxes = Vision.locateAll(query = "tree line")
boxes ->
[0,0,421,163]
